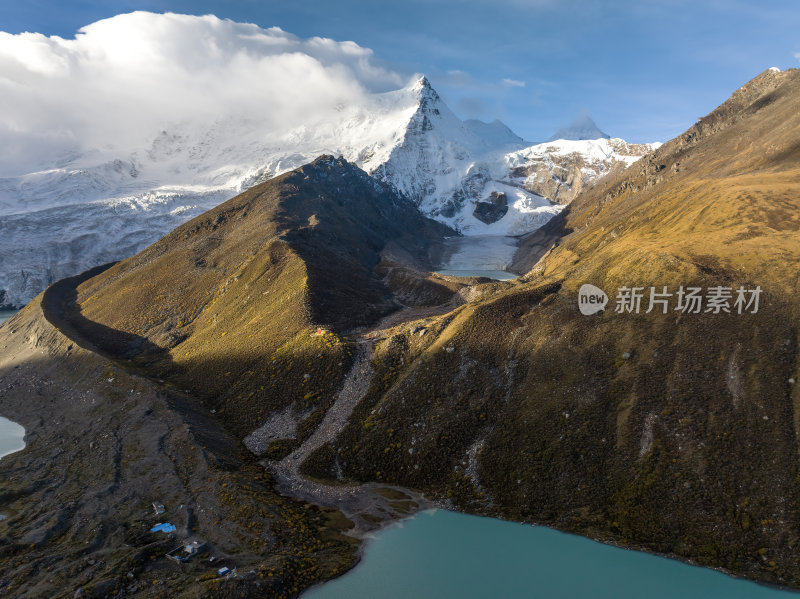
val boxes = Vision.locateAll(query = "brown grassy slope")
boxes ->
[75,156,456,438]
[307,69,800,587]
[0,295,359,599]
[518,67,800,296]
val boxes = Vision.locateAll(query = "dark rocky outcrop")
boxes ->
[472,191,509,224]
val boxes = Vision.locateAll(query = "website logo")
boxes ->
[578,284,762,315]
[578,284,608,315]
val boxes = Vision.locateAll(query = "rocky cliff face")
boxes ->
[506,138,658,206]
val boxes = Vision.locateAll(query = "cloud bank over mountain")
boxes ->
[0,12,404,177]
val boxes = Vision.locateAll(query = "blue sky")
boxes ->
[4,0,800,143]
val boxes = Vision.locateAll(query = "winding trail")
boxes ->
[267,305,454,536]
[278,339,374,477]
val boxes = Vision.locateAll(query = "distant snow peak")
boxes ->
[548,113,610,141]
[463,119,524,147]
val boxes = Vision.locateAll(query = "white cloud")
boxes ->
[502,78,526,87]
[0,12,404,177]
[794,51,800,61]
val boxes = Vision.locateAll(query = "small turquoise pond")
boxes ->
[0,416,25,461]
[304,509,797,599]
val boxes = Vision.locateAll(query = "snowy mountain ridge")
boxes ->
[0,75,657,308]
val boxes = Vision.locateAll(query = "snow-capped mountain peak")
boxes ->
[548,113,610,141]
[411,74,437,96]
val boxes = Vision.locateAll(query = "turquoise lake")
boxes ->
[304,509,797,599]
